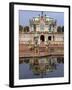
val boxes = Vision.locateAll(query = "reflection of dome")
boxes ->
[32,65,40,75]
[29,57,57,76]
[32,65,46,75]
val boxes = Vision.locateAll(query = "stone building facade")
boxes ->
[19,12,64,45]
[19,12,64,57]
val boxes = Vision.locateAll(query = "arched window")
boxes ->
[40,35,45,42]
[48,36,51,41]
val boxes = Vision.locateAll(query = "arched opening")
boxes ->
[40,35,45,42]
[48,36,51,41]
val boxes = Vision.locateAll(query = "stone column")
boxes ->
[52,35,53,41]
[38,35,40,44]
[44,35,46,44]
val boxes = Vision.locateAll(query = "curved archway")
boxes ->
[40,35,45,42]
[48,36,51,41]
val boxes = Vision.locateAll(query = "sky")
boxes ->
[19,10,64,27]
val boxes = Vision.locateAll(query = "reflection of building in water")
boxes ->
[19,56,64,79]
[29,57,56,76]
[29,57,64,65]
[19,56,64,64]
[28,57,63,76]
[19,11,64,57]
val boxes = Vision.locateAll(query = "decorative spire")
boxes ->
[41,11,43,16]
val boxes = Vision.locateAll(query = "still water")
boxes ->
[19,56,64,79]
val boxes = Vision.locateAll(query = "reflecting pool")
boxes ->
[19,56,64,79]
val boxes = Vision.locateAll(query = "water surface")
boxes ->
[19,56,64,79]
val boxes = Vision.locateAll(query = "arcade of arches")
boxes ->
[40,35,52,42]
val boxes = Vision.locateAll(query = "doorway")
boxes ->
[40,35,45,42]
[48,36,51,41]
